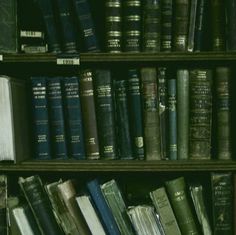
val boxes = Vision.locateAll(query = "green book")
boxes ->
[0,175,8,235]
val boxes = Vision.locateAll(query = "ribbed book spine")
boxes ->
[142,0,161,52]
[189,69,212,160]
[165,177,199,235]
[105,0,122,52]
[141,68,161,160]
[79,70,100,159]
[216,67,232,160]
[226,0,236,51]
[94,69,117,159]
[62,77,85,159]
[123,0,141,52]
[173,0,189,51]
[211,172,233,235]
[48,77,67,159]
[31,77,51,160]
[115,80,133,159]
[177,70,189,160]
[161,0,172,51]
[127,69,144,160]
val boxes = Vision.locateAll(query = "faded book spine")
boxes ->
[0,176,7,235]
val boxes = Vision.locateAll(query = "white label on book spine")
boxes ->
[56,57,80,65]
[0,55,3,61]
[20,30,44,38]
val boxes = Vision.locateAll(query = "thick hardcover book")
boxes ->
[142,0,161,52]
[72,0,100,52]
[165,177,199,235]
[0,175,7,235]
[211,172,233,235]
[150,187,182,235]
[105,0,122,52]
[215,67,232,160]
[79,69,100,159]
[226,0,236,51]
[189,69,212,160]
[62,77,85,159]
[48,77,67,159]
[31,77,51,160]
[94,70,117,159]
[161,0,172,51]
[173,0,190,51]
[0,0,18,53]
[18,175,63,235]
[141,68,161,160]
[177,70,189,160]
[115,80,133,159]
[127,69,144,159]
[168,79,177,160]
[123,0,141,52]
[87,179,121,235]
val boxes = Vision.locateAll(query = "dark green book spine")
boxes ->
[216,67,232,160]
[177,70,189,160]
[165,177,199,235]
[0,176,7,235]
[226,0,236,51]
[141,68,161,160]
[211,172,233,235]
[189,69,212,160]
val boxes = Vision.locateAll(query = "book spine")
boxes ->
[173,0,189,51]
[226,0,236,51]
[141,68,161,160]
[48,77,67,159]
[115,80,133,159]
[79,70,100,159]
[31,77,51,160]
[123,0,141,52]
[127,69,144,160]
[211,172,233,235]
[161,0,172,52]
[177,70,189,160]
[62,77,85,159]
[168,79,177,160]
[55,0,77,53]
[142,0,161,52]
[189,69,212,160]
[94,69,117,159]
[216,67,232,160]
[105,0,122,52]
[234,174,236,235]
[0,176,7,235]
[165,177,199,235]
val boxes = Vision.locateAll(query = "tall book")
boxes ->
[226,0,236,51]
[127,69,144,159]
[142,0,161,52]
[177,70,189,160]
[105,0,122,52]
[211,172,233,235]
[150,187,182,235]
[94,70,117,159]
[215,67,232,160]
[18,175,64,235]
[47,77,67,159]
[62,77,85,159]
[234,174,236,235]
[0,175,7,235]
[165,177,199,235]
[141,68,161,160]
[79,69,100,159]
[189,69,212,160]
[0,0,18,53]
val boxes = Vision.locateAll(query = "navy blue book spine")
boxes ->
[87,179,121,235]
[127,69,144,160]
[47,77,67,159]
[62,77,85,159]
[31,77,51,160]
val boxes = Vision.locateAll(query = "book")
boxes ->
[0,76,30,162]
[211,172,233,235]
[0,175,7,235]
[141,68,161,160]
[226,0,236,51]
[150,186,182,235]
[165,177,199,235]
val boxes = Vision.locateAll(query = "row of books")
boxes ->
[0,173,234,235]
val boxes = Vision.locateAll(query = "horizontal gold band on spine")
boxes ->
[106,1,121,7]
[125,1,141,6]
[125,30,140,36]
[107,31,122,36]
[106,16,121,22]
[125,15,141,21]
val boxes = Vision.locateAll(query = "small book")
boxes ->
[0,175,7,235]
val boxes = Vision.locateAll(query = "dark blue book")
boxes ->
[47,77,67,159]
[87,179,121,235]
[31,77,51,160]
[127,69,144,160]
[62,77,85,160]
